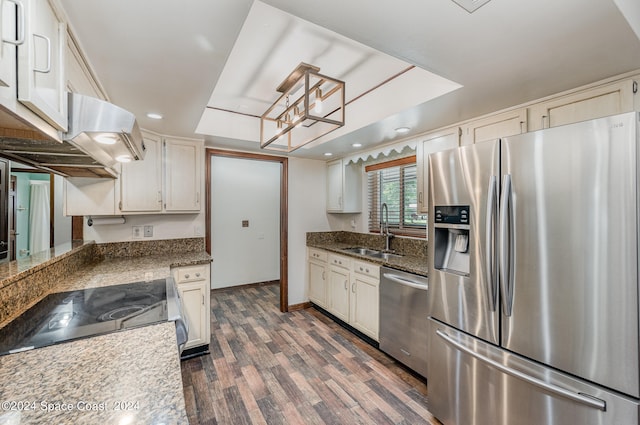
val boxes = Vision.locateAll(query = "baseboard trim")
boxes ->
[288,301,312,311]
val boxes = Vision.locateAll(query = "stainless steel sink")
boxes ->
[341,247,403,260]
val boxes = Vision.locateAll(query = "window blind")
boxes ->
[366,156,426,237]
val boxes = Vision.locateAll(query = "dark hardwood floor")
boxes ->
[181,282,440,425]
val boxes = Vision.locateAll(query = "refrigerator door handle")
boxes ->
[499,174,515,316]
[435,329,607,411]
[485,175,498,311]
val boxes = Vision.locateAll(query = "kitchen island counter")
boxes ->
[0,321,187,425]
[0,239,212,424]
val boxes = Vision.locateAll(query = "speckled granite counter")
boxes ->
[0,238,212,425]
[0,322,187,425]
[307,231,428,276]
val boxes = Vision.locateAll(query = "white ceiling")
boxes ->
[58,0,640,160]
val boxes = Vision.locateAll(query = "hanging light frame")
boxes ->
[260,63,345,153]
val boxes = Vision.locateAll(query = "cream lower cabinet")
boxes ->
[308,248,328,308]
[172,263,211,351]
[327,254,351,322]
[350,260,379,340]
[309,250,380,341]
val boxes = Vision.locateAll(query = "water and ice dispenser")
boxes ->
[433,205,470,276]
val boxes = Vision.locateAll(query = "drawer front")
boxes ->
[174,265,207,283]
[354,260,379,279]
[328,254,351,269]
[308,248,328,262]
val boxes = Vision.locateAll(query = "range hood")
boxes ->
[0,93,145,178]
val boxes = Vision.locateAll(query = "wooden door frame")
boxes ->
[205,149,289,313]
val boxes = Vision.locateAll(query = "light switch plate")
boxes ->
[144,225,153,237]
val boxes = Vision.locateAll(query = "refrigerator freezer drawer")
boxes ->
[428,318,639,425]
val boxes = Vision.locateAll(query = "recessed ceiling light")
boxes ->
[395,127,411,134]
[324,152,333,157]
[146,112,163,120]
[352,143,362,148]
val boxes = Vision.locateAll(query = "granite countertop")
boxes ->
[0,247,212,425]
[0,322,187,425]
[54,251,213,292]
[307,240,428,276]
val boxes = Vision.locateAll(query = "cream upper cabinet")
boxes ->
[461,108,527,145]
[326,158,361,213]
[64,175,117,216]
[119,132,162,213]
[65,31,104,99]
[416,127,460,214]
[164,137,202,212]
[0,0,20,91]
[17,0,67,131]
[528,79,636,131]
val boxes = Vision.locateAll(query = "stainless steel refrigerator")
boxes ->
[426,112,640,425]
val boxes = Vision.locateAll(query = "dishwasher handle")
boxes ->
[383,273,428,291]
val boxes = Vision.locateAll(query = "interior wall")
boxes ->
[53,175,72,246]
[287,157,331,305]
[210,156,281,288]
[83,213,205,243]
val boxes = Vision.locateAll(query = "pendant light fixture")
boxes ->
[260,63,345,153]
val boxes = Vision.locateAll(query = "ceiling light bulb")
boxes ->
[116,155,132,163]
[352,143,362,148]
[314,89,323,114]
[293,106,302,128]
[95,135,117,145]
[395,127,411,134]
[324,152,333,157]
[146,113,163,120]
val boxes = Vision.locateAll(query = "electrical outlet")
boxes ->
[132,226,143,239]
[144,225,153,237]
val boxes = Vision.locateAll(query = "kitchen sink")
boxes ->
[341,247,403,260]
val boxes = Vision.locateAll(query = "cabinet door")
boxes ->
[416,127,460,213]
[17,0,67,130]
[308,259,327,308]
[164,138,202,212]
[0,0,20,89]
[326,159,343,211]
[179,280,209,349]
[350,273,379,341]
[64,177,116,216]
[461,108,526,145]
[528,79,635,131]
[327,265,350,322]
[119,133,162,212]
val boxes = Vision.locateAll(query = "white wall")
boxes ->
[54,175,71,246]
[287,157,331,305]
[210,156,281,288]
[83,213,205,243]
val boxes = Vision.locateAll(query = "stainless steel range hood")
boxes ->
[0,93,145,178]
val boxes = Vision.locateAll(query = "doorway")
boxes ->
[206,149,289,312]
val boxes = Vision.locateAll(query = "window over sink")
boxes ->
[366,156,426,237]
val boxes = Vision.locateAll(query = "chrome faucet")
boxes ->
[380,202,393,252]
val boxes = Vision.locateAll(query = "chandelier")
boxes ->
[260,63,345,153]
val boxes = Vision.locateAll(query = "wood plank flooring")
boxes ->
[181,282,441,425]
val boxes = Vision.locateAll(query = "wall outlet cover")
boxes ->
[132,226,143,239]
[144,225,153,237]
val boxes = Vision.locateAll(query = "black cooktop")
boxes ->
[0,279,169,356]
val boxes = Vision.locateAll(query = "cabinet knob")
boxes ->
[195,273,201,277]
[185,274,190,279]
[366,269,369,273]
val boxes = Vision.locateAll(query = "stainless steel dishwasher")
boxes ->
[379,266,429,378]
